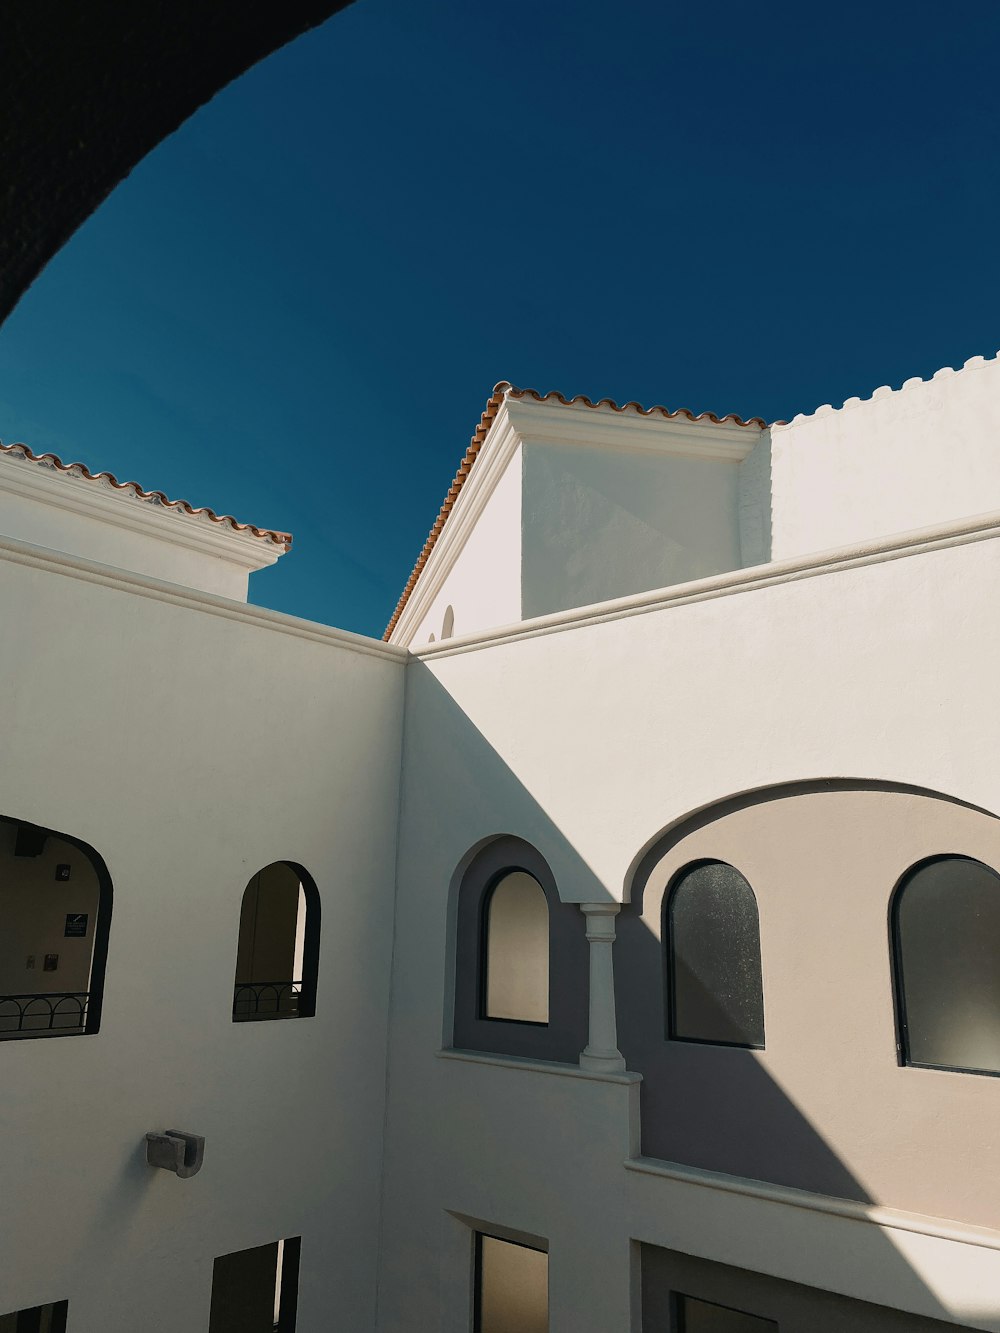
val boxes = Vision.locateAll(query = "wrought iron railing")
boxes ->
[233,980,302,1021]
[0,991,89,1037]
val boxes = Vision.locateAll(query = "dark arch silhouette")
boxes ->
[233,860,321,1021]
[0,0,356,325]
[0,812,113,1037]
[890,853,1000,1077]
[664,858,765,1049]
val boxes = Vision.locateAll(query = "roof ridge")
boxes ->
[382,381,765,640]
[0,439,292,549]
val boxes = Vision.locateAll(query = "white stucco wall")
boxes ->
[521,440,744,619]
[771,354,1000,560]
[0,456,282,600]
[380,521,1000,1333]
[406,445,522,647]
[0,537,405,1332]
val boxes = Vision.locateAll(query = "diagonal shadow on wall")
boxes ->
[402,663,999,1328]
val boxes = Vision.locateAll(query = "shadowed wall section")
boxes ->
[617,781,1000,1225]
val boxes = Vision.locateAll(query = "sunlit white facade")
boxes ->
[3,355,1000,1330]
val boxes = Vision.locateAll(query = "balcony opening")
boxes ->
[233,862,319,1022]
[0,815,112,1042]
[209,1237,300,1332]
[0,1301,69,1332]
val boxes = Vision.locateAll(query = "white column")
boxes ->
[579,902,626,1073]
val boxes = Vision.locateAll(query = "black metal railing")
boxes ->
[0,991,89,1037]
[233,980,302,1021]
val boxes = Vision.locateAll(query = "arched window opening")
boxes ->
[892,855,1000,1075]
[482,870,549,1024]
[0,815,112,1042]
[441,605,455,640]
[666,860,764,1048]
[233,862,319,1022]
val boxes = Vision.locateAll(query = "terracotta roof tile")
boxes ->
[383,382,765,640]
[0,440,292,549]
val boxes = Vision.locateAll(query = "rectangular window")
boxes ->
[0,1304,69,1333]
[676,1293,777,1332]
[475,1234,548,1333]
[209,1237,300,1332]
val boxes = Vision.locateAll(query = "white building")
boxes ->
[2,355,1000,1332]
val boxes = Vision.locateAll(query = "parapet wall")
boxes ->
[770,352,1000,560]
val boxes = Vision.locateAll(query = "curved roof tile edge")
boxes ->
[0,440,292,549]
[382,382,765,640]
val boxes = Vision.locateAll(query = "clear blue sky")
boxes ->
[2,0,999,638]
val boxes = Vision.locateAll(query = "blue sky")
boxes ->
[2,0,999,638]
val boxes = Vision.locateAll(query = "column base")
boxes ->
[579,1047,626,1074]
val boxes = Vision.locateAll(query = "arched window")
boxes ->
[452,837,588,1063]
[233,862,320,1022]
[892,855,1000,1075]
[441,605,455,639]
[482,871,549,1024]
[666,860,764,1048]
[0,814,112,1041]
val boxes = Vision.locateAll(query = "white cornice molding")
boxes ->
[390,402,522,645]
[626,1155,1000,1254]
[390,393,765,645]
[0,532,406,663]
[0,450,285,571]
[412,507,1000,658]
[504,395,764,462]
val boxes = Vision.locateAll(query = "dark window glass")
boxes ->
[893,856,1000,1074]
[0,1302,69,1333]
[677,1293,777,1331]
[667,861,764,1047]
[209,1237,300,1332]
[475,1234,548,1333]
[483,871,549,1023]
[233,863,320,1022]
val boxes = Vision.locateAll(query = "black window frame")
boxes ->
[890,852,1000,1078]
[232,861,321,1024]
[452,836,588,1064]
[664,858,765,1051]
[0,813,113,1043]
[478,868,550,1028]
[473,1231,548,1333]
[673,1290,778,1331]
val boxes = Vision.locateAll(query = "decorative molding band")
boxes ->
[436,1047,642,1087]
[0,532,408,663]
[413,507,1000,659]
[505,396,762,462]
[625,1155,1000,1254]
[390,407,521,644]
[0,449,283,569]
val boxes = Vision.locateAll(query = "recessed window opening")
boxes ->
[0,815,112,1042]
[209,1237,300,1332]
[892,854,1000,1075]
[233,862,319,1022]
[666,860,764,1048]
[481,870,549,1024]
[441,605,455,639]
[674,1293,777,1331]
[0,1301,69,1333]
[475,1234,548,1333]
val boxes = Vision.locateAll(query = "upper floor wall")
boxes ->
[0,442,289,600]
[771,354,1000,561]
[389,354,1000,645]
